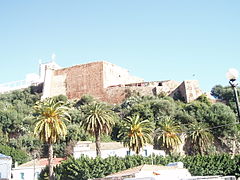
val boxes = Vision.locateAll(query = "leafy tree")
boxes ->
[211,85,240,111]
[151,99,176,118]
[196,94,212,106]
[119,95,155,119]
[174,110,195,125]
[8,133,41,154]
[184,101,212,123]
[0,144,29,164]
[0,86,41,106]
[0,87,41,140]
[155,116,182,154]
[118,115,153,154]
[67,108,84,124]
[150,98,177,126]
[65,124,91,142]
[75,94,95,107]
[80,102,116,156]
[0,100,32,138]
[33,98,70,180]
[208,103,237,137]
[127,102,154,123]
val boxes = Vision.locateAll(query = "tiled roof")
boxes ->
[107,164,178,178]
[18,158,65,168]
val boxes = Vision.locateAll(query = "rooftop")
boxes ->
[16,158,64,168]
[107,164,180,178]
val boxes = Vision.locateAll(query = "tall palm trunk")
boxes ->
[48,143,54,180]
[95,129,101,157]
[198,139,204,155]
[231,135,236,159]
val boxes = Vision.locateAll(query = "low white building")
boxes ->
[94,163,236,180]
[106,164,191,180]
[12,158,64,180]
[73,141,165,159]
[0,153,12,179]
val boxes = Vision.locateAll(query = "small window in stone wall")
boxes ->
[126,150,130,155]
[158,82,162,86]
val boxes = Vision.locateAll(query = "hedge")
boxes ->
[39,154,240,180]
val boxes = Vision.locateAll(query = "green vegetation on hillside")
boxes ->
[0,84,239,169]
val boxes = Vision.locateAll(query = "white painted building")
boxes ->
[12,158,64,180]
[73,141,165,159]
[0,153,12,180]
[104,164,192,180]
[98,164,235,180]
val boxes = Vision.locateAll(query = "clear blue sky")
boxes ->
[1,0,240,92]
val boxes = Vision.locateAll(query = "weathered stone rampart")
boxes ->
[104,80,182,104]
[42,61,203,103]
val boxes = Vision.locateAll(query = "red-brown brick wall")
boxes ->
[54,62,105,100]
[50,62,202,104]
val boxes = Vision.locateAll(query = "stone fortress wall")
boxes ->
[42,61,203,104]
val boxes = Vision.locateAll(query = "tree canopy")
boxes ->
[0,84,239,168]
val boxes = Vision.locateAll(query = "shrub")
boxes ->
[38,154,240,180]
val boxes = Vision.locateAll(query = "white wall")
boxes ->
[12,166,43,180]
[74,148,129,159]
[103,62,144,88]
[41,62,61,99]
[73,145,165,159]
[0,158,12,179]
[41,67,54,99]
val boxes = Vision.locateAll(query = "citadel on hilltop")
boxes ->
[0,61,203,103]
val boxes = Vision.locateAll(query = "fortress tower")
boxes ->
[41,61,203,103]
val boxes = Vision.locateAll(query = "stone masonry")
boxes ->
[42,61,203,104]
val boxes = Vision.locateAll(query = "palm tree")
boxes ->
[118,115,153,154]
[155,116,182,154]
[80,102,116,156]
[33,98,70,180]
[187,121,213,155]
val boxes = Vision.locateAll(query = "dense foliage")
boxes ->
[211,85,240,114]
[38,154,240,180]
[0,85,239,170]
[0,87,41,163]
